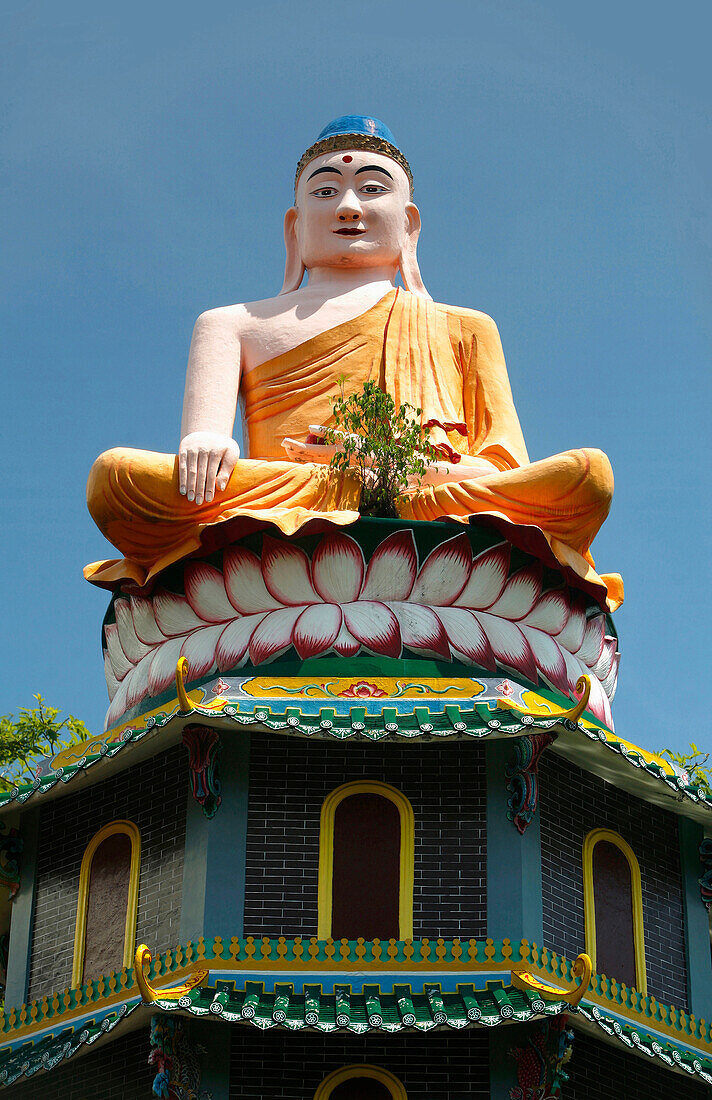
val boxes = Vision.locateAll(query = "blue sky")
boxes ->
[2,0,710,756]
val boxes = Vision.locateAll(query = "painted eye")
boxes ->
[361,184,388,194]
[312,187,338,198]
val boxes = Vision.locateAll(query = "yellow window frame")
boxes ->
[582,827,647,994]
[71,819,141,989]
[317,781,414,941]
[314,1064,408,1099]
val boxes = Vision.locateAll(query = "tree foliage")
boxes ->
[659,742,712,797]
[0,697,90,791]
[324,380,438,518]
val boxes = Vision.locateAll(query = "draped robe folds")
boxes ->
[85,288,623,611]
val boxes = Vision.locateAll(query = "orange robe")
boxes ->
[85,288,622,609]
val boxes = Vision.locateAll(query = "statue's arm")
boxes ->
[179,307,243,505]
[461,311,530,470]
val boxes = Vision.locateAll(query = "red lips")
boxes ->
[334,228,366,236]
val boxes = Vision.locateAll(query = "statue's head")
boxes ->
[281,115,429,298]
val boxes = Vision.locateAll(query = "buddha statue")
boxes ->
[86,116,622,612]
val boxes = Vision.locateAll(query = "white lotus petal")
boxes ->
[104,649,120,702]
[522,589,570,635]
[592,635,617,683]
[486,564,542,621]
[125,650,156,709]
[575,614,606,667]
[114,598,153,662]
[250,606,306,664]
[130,595,165,645]
[147,636,185,696]
[360,529,418,602]
[184,562,236,623]
[312,534,364,603]
[342,601,402,658]
[216,614,267,671]
[602,652,620,701]
[409,532,471,606]
[521,626,568,693]
[454,542,511,609]
[588,673,613,729]
[391,603,450,659]
[432,606,496,669]
[555,595,587,653]
[333,618,360,657]
[562,649,588,695]
[224,547,282,614]
[472,612,538,683]
[293,604,342,659]
[105,676,130,730]
[261,535,318,605]
[104,622,133,682]
[181,624,224,678]
[153,590,203,636]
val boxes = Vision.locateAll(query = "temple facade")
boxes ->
[0,516,710,1097]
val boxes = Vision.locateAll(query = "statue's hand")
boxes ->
[406,458,497,490]
[282,426,367,466]
[179,432,240,505]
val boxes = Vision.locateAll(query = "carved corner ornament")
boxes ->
[506,732,557,834]
[699,838,712,908]
[512,952,592,1009]
[134,944,208,1004]
[181,724,222,819]
[508,1014,575,1100]
[0,823,23,898]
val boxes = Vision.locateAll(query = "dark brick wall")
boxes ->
[539,753,688,1009]
[7,1026,154,1099]
[229,1027,490,1098]
[566,1028,710,1098]
[244,734,486,939]
[28,746,187,1002]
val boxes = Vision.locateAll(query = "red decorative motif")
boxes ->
[181,725,222,819]
[336,681,388,699]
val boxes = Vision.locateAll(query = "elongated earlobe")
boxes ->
[280,208,306,295]
[399,204,431,299]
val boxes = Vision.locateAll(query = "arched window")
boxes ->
[72,820,141,987]
[317,782,414,941]
[582,828,646,993]
[314,1065,408,1100]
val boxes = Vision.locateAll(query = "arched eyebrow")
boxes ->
[354,164,394,179]
[307,166,344,181]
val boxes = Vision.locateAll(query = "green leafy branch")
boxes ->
[324,380,438,518]
[659,742,712,797]
[0,697,90,791]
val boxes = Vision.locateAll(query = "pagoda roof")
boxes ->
[0,686,708,822]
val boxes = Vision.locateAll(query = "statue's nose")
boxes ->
[337,191,363,220]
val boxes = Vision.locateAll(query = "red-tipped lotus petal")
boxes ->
[153,590,203,637]
[575,614,606,667]
[562,649,587,695]
[521,626,568,693]
[487,563,542,621]
[130,595,165,645]
[312,533,364,603]
[181,624,224,678]
[342,601,402,658]
[555,595,587,653]
[125,650,156,710]
[473,612,538,684]
[360,529,418,602]
[104,622,133,682]
[409,532,472,606]
[293,604,342,659]
[216,614,267,671]
[434,607,496,669]
[522,589,570,635]
[105,676,130,731]
[602,652,620,701]
[454,542,511,610]
[185,562,236,623]
[592,635,617,683]
[147,636,185,696]
[224,546,282,614]
[104,649,120,702]
[333,618,360,657]
[261,535,318,606]
[249,606,306,664]
[587,673,613,729]
[391,603,450,659]
[114,598,153,663]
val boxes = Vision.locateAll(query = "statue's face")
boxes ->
[293,149,416,271]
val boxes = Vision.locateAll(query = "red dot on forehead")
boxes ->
[342,155,353,163]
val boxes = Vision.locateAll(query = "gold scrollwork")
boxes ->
[512,952,593,1008]
[134,944,208,1003]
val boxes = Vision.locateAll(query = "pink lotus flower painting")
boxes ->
[103,529,619,731]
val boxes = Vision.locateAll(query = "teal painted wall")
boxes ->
[678,816,712,1023]
[4,810,39,1010]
